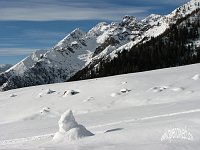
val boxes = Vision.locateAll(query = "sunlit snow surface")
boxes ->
[0,63,200,149]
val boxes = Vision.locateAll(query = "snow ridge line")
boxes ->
[0,108,200,145]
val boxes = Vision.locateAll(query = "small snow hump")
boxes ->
[192,74,200,80]
[53,110,94,142]
[149,86,168,93]
[110,92,120,97]
[38,89,55,97]
[121,81,127,85]
[40,107,50,114]
[10,94,17,97]
[83,97,95,102]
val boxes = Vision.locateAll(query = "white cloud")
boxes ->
[0,48,42,56]
[0,0,152,21]
[23,30,66,39]
[159,0,189,5]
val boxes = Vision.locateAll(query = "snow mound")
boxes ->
[63,90,79,97]
[121,81,127,85]
[40,107,50,114]
[192,74,200,80]
[83,97,95,102]
[53,110,94,142]
[110,92,121,97]
[38,89,55,97]
[150,86,168,92]
[171,87,185,92]
[10,94,17,97]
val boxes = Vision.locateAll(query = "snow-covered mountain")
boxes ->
[0,0,200,91]
[0,64,12,73]
[69,0,200,81]
[0,15,148,91]
[87,0,200,65]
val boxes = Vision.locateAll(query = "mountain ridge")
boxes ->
[0,0,200,91]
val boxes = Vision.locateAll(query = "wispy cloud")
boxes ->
[0,30,66,50]
[23,30,66,39]
[0,0,153,21]
[153,0,189,5]
[0,48,43,56]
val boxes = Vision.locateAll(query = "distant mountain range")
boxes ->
[0,64,12,73]
[0,0,200,91]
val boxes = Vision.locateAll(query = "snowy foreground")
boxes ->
[0,64,200,149]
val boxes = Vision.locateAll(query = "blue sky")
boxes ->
[0,0,189,64]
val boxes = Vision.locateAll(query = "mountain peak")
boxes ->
[165,0,200,24]
[63,28,85,41]
[122,15,138,25]
[87,22,109,36]
[142,14,162,26]
[54,28,86,50]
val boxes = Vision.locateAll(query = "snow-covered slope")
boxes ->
[0,63,200,149]
[1,0,200,91]
[142,14,162,26]
[0,64,12,73]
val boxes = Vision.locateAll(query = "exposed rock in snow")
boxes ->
[45,89,55,94]
[149,86,169,93]
[53,110,94,142]
[40,107,50,114]
[63,90,79,97]
[120,88,131,93]
[38,89,55,97]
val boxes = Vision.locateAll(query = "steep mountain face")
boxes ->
[69,0,200,81]
[0,64,12,73]
[0,0,199,91]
